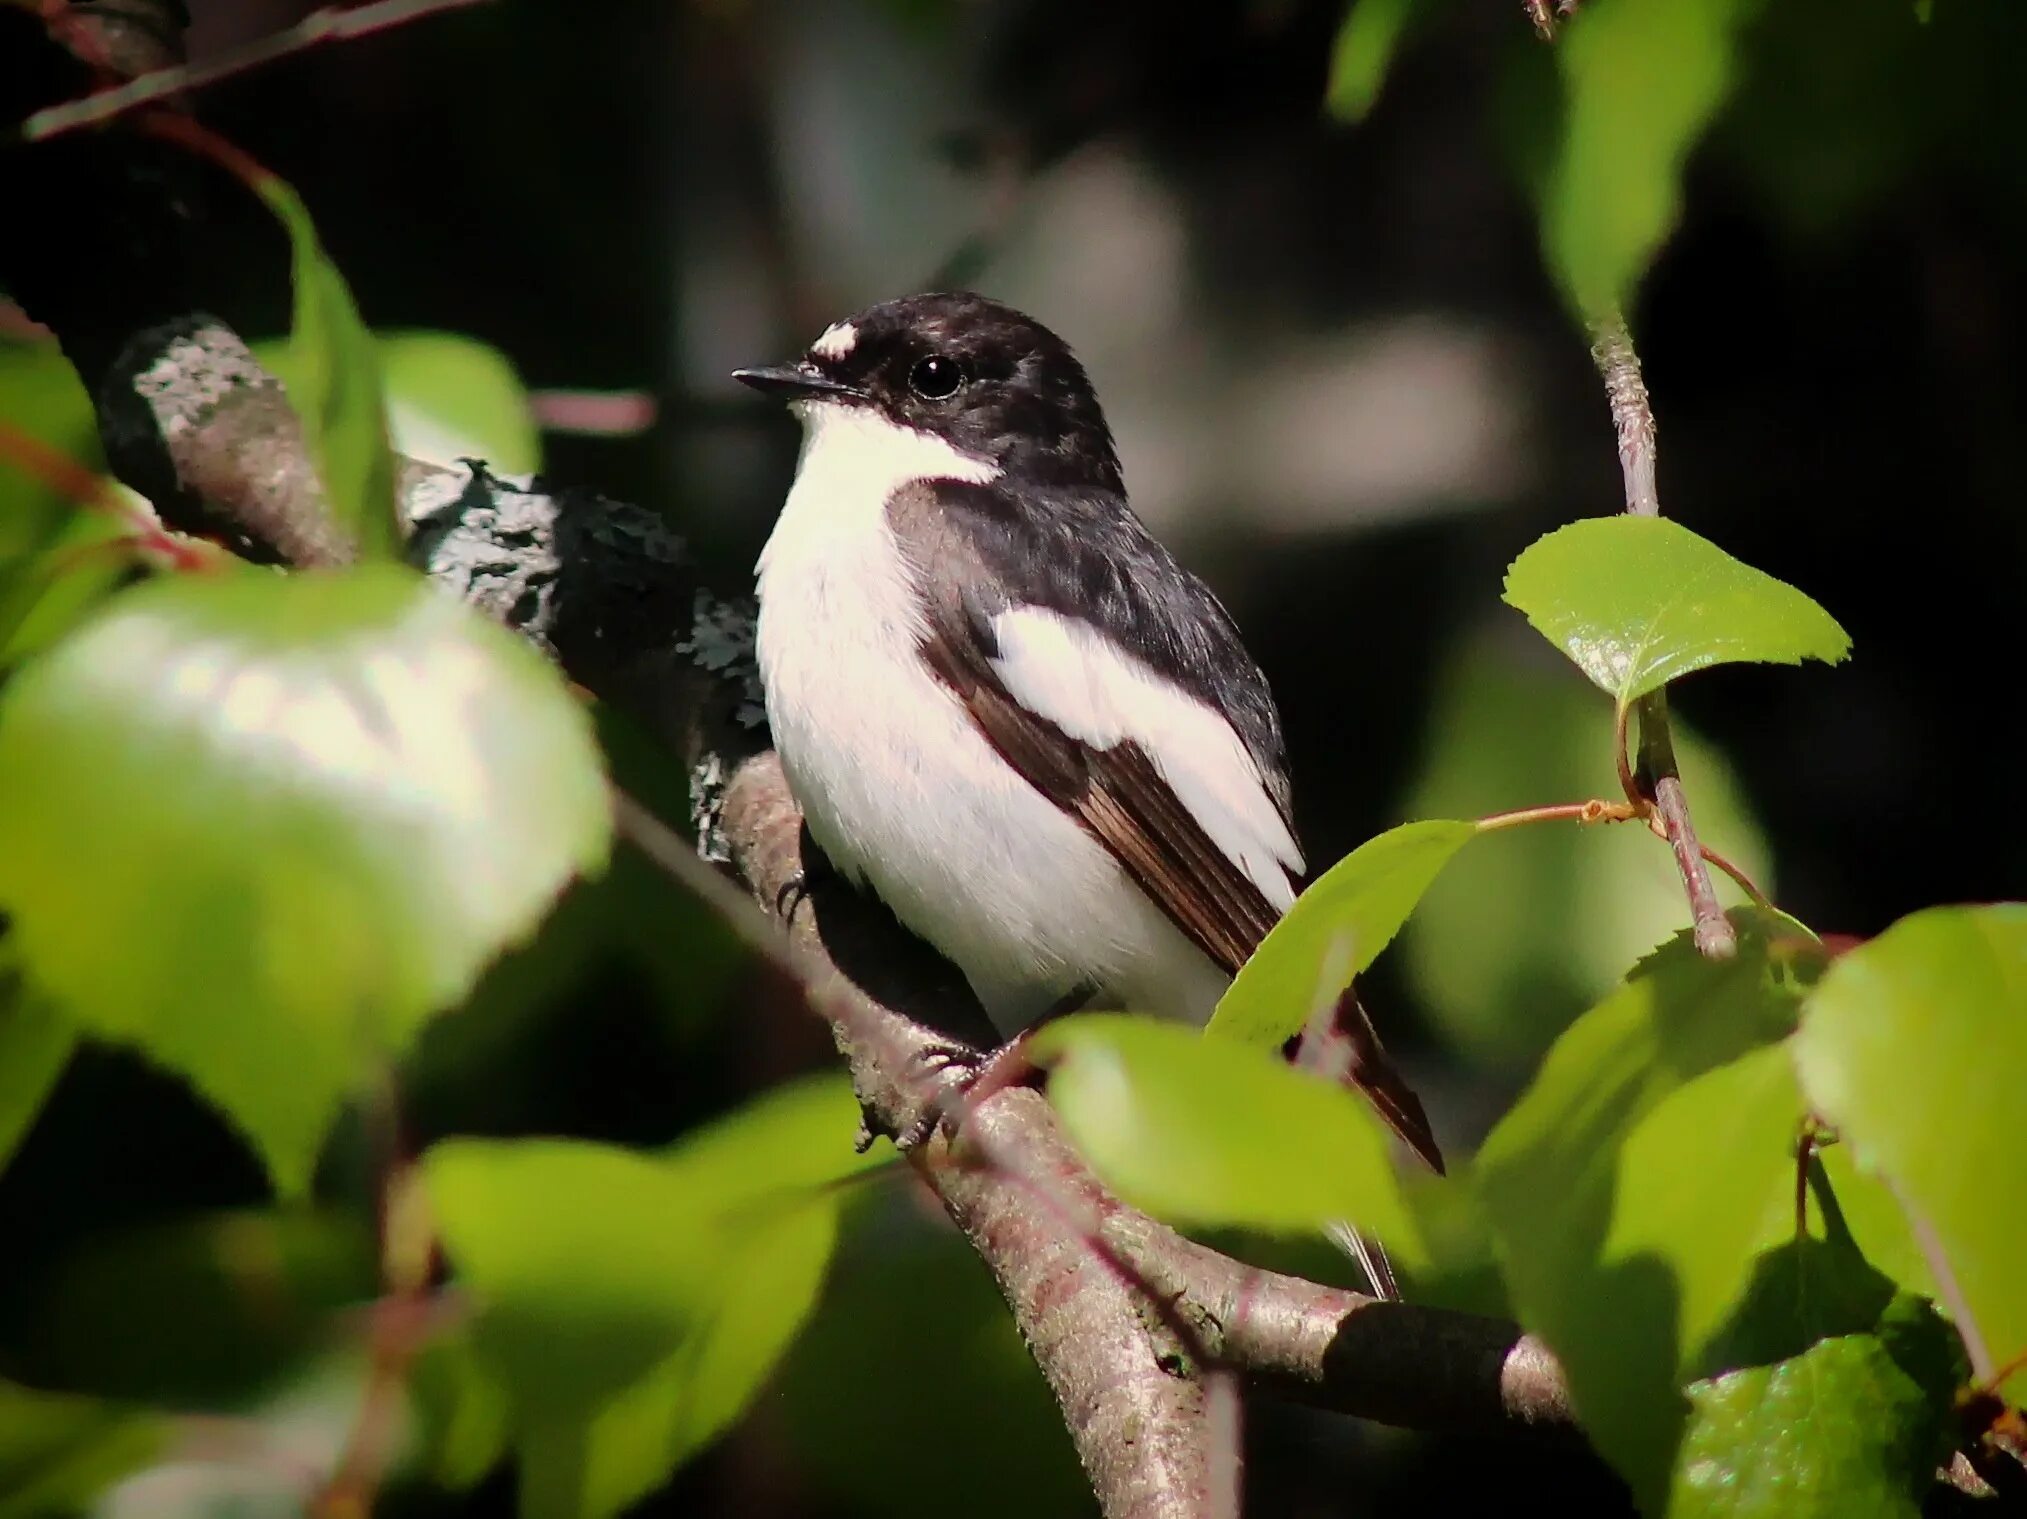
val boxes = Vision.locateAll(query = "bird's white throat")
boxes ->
[756,401,999,581]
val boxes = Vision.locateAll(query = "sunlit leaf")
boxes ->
[1036,1014,1422,1262]
[1674,1272,1959,1519]
[1503,517,1850,709]
[407,1336,513,1493]
[255,175,401,560]
[259,330,540,476]
[0,567,609,1192]
[427,1077,878,1519]
[1473,912,1817,1507]
[1793,903,2027,1401]
[1208,818,1478,1047]
[1542,0,1765,316]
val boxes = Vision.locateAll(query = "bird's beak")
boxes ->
[732,363,866,402]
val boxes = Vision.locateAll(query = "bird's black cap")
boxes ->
[736,292,1124,492]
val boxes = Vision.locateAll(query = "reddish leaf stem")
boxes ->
[0,419,215,571]
[1476,797,1640,832]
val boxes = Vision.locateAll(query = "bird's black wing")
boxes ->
[890,477,1443,1171]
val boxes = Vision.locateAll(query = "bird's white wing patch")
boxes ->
[986,607,1302,907]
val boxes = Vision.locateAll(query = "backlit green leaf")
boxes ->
[256,175,401,560]
[1208,818,1478,1047]
[427,1076,877,1519]
[0,343,95,562]
[0,567,609,1192]
[1793,903,2027,1401]
[1673,1282,1959,1519]
[1503,517,1850,708]
[259,330,540,477]
[1036,1014,1422,1261]
[1473,912,1818,1507]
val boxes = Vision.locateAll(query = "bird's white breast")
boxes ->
[753,402,1227,1031]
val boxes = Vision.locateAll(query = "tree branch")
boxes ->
[1589,317,1737,960]
[0,11,1586,1514]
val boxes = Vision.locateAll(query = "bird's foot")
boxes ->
[893,1033,1043,1152]
[891,985,1092,1151]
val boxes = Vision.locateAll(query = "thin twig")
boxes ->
[312,1076,433,1518]
[1590,316,1737,959]
[23,0,496,142]
[1698,839,1770,906]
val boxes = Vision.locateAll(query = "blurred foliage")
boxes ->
[256,173,403,560]
[1795,905,2027,1403]
[1472,911,1809,1507]
[0,1382,164,1519]
[2,0,2024,1515]
[0,568,611,1194]
[423,1078,888,1517]
[1208,817,1476,1047]
[1036,1014,1427,1265]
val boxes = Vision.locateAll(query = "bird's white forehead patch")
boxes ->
[810,321,858,361]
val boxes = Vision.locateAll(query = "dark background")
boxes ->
[3,1,2023,1513]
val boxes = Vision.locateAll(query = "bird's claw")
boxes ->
[893,1035,1040,1151]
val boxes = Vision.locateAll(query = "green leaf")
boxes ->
[427,1076,877,1519]
[0,343,95,562]
[0,513,133,673]
[258,330,540,477]
[1793,903,2027,1401]
[1402,631,1773,1068]
[1324,0,1422,121]
[407,1336,513,1493]
[1473,912,1816,1507]
[1035,1014,1422,1260]
[0,567,609,1193]
[255,175,401,560]
[1541,0,1764,317]
[1503,516,1851,709]
[0,1380,165,1519]
[0,976,73,1177]
[1673,1275,1960,1519]
[1208,818,1478,1047]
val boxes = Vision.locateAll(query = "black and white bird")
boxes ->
[735,292,1441,1185]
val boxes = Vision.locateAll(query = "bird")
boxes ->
[734,292,1442,1198]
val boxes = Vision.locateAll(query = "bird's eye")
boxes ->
[908,354,966,400]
